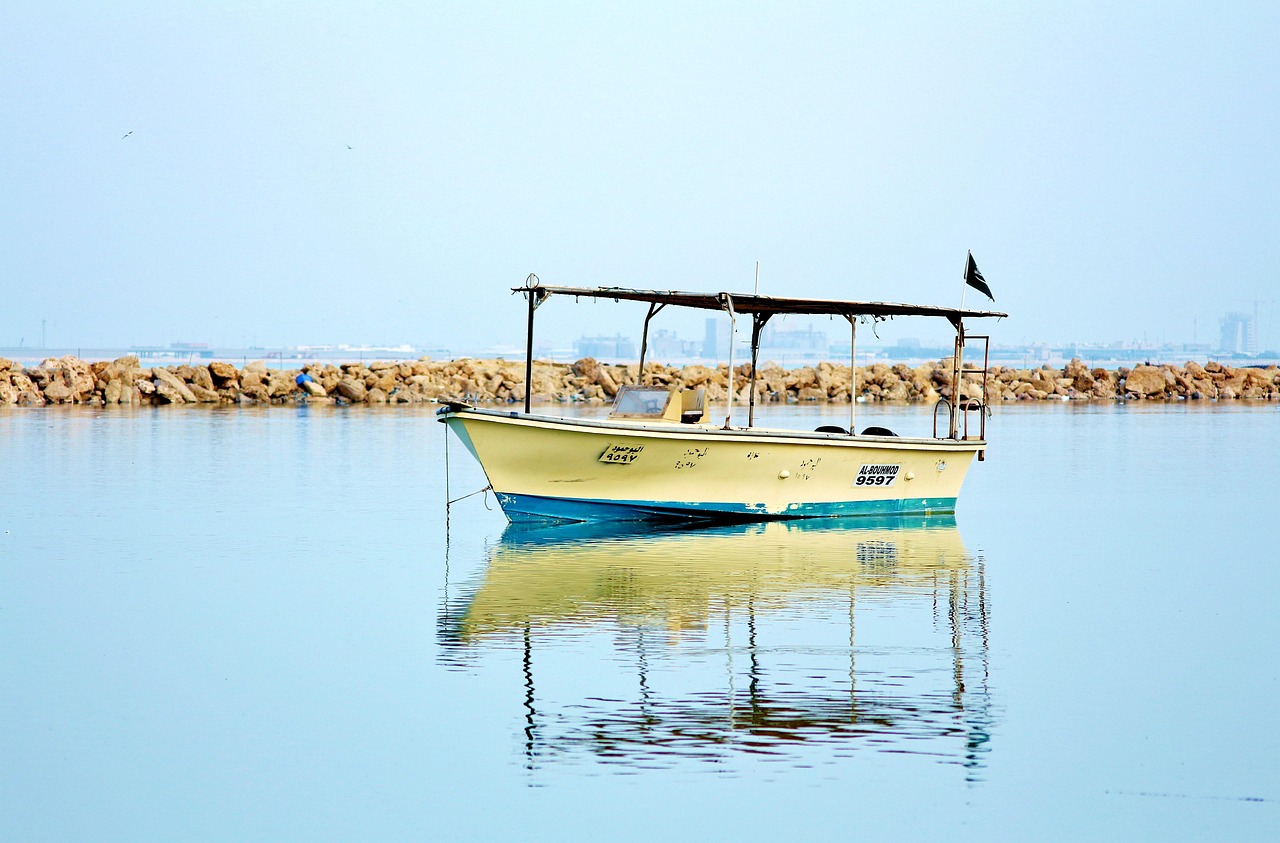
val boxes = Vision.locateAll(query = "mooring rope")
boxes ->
[448,484,493,508]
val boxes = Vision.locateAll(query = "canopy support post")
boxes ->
[845,314,857,435]
[637,302,666,386]
[747,313,769,428]
[949,319,965,439]
[722,294,736,428]
[522,274,545,414]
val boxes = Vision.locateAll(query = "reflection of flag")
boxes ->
[965,251,993,301]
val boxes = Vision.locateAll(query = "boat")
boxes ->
[438,275,1006,523]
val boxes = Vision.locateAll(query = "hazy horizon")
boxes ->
[5,4,1278,354]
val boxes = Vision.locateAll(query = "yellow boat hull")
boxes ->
[440,407,982,523]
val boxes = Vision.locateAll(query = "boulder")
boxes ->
[266,373,295,398]
[240,383,270,402]
[1124,365,1169,397]
[208,361,239,386]
[336,378,367,402]
[187,383,221,403]
[43,382,73,403]
[153,379,188,404]
[680,365,714,388]
[598,367,620,398]
[189,366,215,390]
[152,367,197,402]
[572,358,601,381]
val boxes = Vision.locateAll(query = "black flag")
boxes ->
[964,251,993,301]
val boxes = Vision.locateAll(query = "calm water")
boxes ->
[2,402,1277,840]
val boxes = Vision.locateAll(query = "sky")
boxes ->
[3,1,1278,354]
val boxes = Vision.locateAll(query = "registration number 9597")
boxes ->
[854,464,900,487]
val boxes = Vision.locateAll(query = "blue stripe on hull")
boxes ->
[493,492,959,524]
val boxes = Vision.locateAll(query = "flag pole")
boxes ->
[952,253,971,439]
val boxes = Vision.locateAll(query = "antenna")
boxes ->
[754,261,760,296]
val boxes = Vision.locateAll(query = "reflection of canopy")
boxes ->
[445,516,969,642]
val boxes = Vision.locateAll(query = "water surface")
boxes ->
[2,402,1277,840]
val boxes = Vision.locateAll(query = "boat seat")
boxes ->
[859,426,898,437]
[679,388,708,424]
[814,425,850,434]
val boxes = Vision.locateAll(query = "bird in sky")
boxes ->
[122,131,132,139]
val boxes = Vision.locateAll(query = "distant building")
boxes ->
[646,329,699,361]
[574,334,636,360]
[702,318,720,358]
[1219,312,1257,355]
[760,325,827,354]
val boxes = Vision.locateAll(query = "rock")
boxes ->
[367,387,389,404]
[267,373,295,398]
[153,379,188,404]
[336,378,367,402]
[189,366,215,391]
[152,367,197,402]
[572,358,601,381]
[188,383,221,403]
[598,367,619,398]
[241,383,270,402]
[680,365,715,388]
[882,381,910,401]
[242,360,268,374]
[104,380,124,404]
[1124,365,1169,397]
[208,361,239,386]
[43,382,73,403]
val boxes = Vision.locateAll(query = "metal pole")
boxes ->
[723,294,736,428]
[849,315,857,434]
[524,289,535,414]
[748,314,765,427]
[950,321,963,439]
[637,302,665,386]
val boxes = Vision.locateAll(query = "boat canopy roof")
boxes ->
[514,283,1006,323]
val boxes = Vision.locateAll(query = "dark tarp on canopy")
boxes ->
[513,283,1006,325]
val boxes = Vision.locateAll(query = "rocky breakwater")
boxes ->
[1,356,1277,407]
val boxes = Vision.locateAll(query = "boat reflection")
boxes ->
[440,516,993,776]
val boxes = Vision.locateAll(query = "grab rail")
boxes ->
[934,334,992,453]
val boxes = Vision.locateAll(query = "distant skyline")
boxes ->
[4,4,1279,356]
